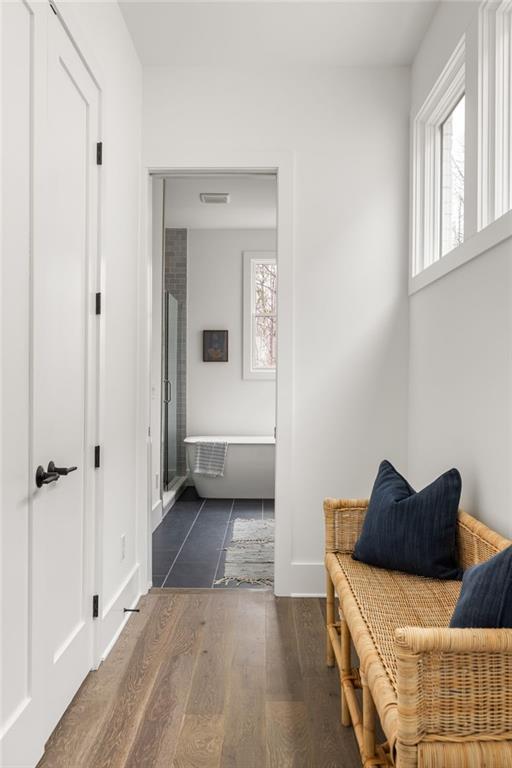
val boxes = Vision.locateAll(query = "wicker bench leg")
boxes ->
[341,617,352,727]
[362,671,376,763]
[326,572,335,667]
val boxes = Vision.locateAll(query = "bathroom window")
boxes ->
[243,251,277,380]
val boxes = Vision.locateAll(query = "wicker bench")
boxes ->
[324,497,512,768]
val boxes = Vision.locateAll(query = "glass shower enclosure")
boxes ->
[161,291,178,490]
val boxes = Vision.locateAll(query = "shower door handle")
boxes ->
[163,379,172,404]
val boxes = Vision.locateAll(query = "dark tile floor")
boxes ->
[152,486,275,588]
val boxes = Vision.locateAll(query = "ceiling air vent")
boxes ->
[199,192,230,204]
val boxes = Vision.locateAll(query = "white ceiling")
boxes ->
[164,174,277,229]
[120,1,439,68]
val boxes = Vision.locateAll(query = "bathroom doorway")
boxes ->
[150,171,278,589]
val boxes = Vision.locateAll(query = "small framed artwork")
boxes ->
[203,330,228,362]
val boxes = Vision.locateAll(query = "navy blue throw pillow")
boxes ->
[353,460,462,580]
[450,546,512,628]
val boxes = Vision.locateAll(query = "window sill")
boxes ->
[409,209,512,295]
[243,370,276,382]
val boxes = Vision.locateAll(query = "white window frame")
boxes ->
[412,36,466,278]
[411,5,512,294]
[243,250,277,381]
[479,0,512,228]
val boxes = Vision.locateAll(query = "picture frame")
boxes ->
[203,330,228,362]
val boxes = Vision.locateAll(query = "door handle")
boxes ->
[35,466,60,488]
[47,460,78,476]
[163,379,171,404]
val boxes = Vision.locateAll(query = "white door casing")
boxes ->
[1,4,100,766]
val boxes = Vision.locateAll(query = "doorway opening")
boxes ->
[150,172,277,589]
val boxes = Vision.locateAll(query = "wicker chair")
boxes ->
[324,497,512,768]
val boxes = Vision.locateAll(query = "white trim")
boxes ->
[495,0,512,218]
[101,563,140,620]
[139,151,295,595]
[288,561,325,595]
[409,206,512,294]
[290,593,326,598]
[98,590,142,666]
[137,177,154,595]
[479,0,512,226]
[242,250,277,381]
[478,1,496,229]
[95,563,141,664]
[412,36,466,277]
[151,499,163,532]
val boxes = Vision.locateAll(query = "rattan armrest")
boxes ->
[323,498,369,554]
[395,626,512,747]
[396,626,512,653]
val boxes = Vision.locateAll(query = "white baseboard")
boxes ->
[275,561,326,597]
[96,563,141,665]
[290,593,326,598]
[151,499,163,532]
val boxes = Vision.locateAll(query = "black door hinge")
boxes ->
[96,142,103,166]
[92,594,99,619]
[95,292,101,315]
[94,445,101,469]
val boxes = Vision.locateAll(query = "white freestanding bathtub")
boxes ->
[184,435,275,498]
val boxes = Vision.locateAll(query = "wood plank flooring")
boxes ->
[37,590,360,768]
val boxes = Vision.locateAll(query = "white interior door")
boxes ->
[1,4,100,766]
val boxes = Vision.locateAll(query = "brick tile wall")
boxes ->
[164,228,187,477]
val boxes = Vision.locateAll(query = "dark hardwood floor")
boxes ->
[37,591,360,768]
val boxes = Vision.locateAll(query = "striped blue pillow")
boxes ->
[353,460,462,580]
[450,546,512,627]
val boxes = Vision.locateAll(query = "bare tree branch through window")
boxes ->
[252,261,277,370]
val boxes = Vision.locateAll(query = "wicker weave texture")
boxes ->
[396,627,512,743]
[324,498,510,565]
[324,499,512,768]
[334,553,461,693]
[324,498,368,553]
[457,510,511,568]
[418,740,512,767]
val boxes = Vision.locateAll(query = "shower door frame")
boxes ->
[161,289,179,492]
[139,155,294,597]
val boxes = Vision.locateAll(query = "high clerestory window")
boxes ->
[412,38,466,276]
[412,1,512,291]
[479,0,512,227]
[440,94,466,256]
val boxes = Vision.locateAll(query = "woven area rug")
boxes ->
[216,518,274,586]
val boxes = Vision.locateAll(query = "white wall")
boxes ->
[187,229,277,437]
[60,2,144,651]
[143,64,410,593]
[408,2,512,538]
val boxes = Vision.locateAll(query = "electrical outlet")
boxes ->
[121,534,126,561]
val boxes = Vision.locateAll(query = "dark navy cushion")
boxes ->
[450,546,512,628]
[353,460,462,580]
